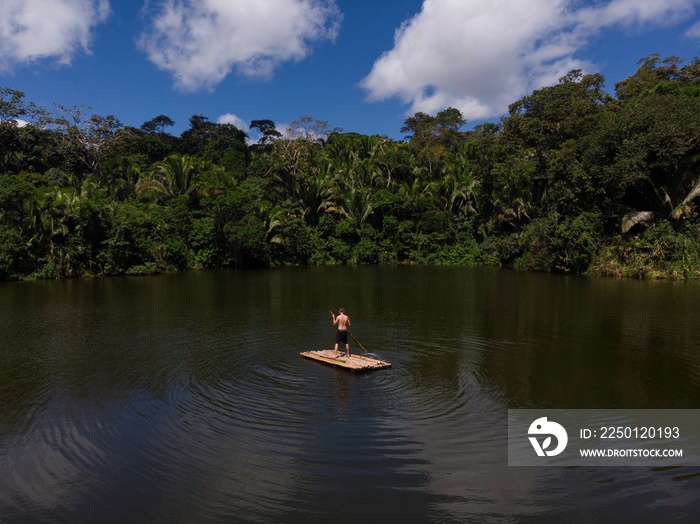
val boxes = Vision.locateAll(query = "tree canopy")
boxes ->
[2,54,700,281]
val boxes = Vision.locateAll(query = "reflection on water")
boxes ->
[1,267,699,522]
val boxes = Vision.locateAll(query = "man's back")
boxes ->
[335,314,349,330]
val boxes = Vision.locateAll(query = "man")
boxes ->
[332,308,351,358]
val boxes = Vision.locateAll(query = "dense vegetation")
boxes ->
[2,54,700,281]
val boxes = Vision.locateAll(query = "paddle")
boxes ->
[329,309,366,352]
[347,331,367,353]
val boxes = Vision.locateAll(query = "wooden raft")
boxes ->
[300,350,391,371]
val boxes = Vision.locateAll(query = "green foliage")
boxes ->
[138,133,175,163]
[141,115,175,135]
[250,119,282,144]
[3,55,700,280]
[222,212,270,268]
[0,87,29,122]
[269,212,313,265]
[100,201,185,275]
[0,173,35,226]
[309,214,350,265]
[613,54,700,100]
[590,220,700,279]
[189,217,221,269]
[517,212,602,273]
[424,231,489,266]
[0,224,29,279]
[507,70,608,151]
[354,237,380,264]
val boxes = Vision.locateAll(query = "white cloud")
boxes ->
[686,20,700,39]
[217,113,248,131]
[574,0,696,32]
[139,0,342,91]
[361,0,700,121]
[0,0,110,72]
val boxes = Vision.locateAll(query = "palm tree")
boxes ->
[438,150,480,217]
[136,154,202,202]
[335,184,374,227]
[23,180,101,277]
[25,186,84,242]
[612,91,700,232]
[397,177,437,212]
[622,152,700,232]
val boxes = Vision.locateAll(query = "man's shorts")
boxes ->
[336,329,348,344]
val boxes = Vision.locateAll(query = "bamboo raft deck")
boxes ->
[300,350,391,371]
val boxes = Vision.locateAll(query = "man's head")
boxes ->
[339,307,345,314]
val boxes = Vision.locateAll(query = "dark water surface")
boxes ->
[1,266,699,522]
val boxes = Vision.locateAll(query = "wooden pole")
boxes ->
[348,331,366,352]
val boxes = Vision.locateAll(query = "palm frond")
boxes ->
[621,211,655,233]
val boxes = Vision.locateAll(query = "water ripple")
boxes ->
[2,268,700,522]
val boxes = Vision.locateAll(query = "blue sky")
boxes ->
[1,0,699,141]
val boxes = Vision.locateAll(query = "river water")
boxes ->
[1,266,699,522]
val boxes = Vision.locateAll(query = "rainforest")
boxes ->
[1,54,700,281]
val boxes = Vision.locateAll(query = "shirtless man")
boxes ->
[332,308,351,358]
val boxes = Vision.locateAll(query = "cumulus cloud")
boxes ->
[361,0,700,120]
[139,0,342,91]
[0,0,110,72]
[217,113,249,131]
